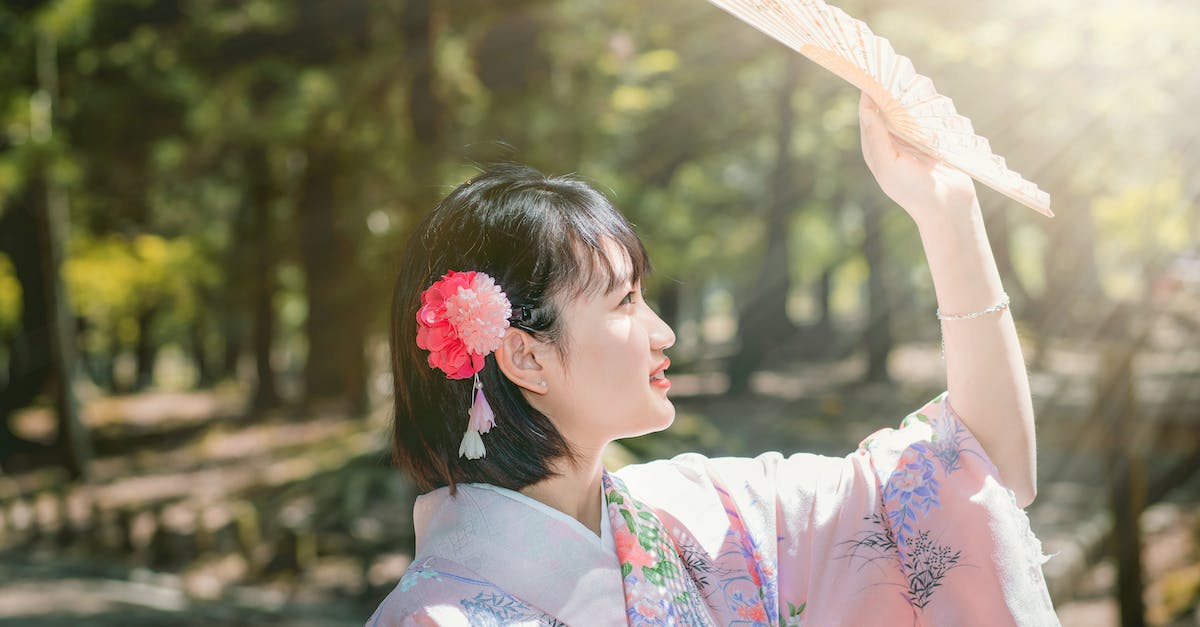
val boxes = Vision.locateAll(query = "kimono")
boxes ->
[368,392,1061,626]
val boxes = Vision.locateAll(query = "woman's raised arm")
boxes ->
[857,93,1038,507]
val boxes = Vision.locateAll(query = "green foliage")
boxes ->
[0,0,1194,388]
[1093,174,1193,298]
[64,234,213,352]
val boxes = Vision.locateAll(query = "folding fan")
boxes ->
[707,0,1053,217]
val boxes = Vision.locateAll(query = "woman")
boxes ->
[368,95,1059,626]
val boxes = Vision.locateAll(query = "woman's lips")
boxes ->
[650,357,670,390]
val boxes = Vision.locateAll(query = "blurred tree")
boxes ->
[727,56,804,394]
[0,0,92,476]
[860,191,892,382]
[245,143,281,409]
[182,0,380,413]
[0,194,56,465]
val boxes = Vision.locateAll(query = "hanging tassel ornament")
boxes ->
[458,374,496,459]
[414,270,516,461]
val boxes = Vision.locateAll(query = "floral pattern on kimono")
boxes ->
[606,452,791,626]
[603,473,713,625]
[838,398,994,610]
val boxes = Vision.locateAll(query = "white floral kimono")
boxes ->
[367,393,1060,626]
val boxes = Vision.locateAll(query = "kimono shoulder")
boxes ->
[366,556,566,627]
[366,483,623,626]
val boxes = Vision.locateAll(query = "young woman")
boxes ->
[368,95,1060,626]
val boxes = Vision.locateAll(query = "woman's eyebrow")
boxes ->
[605,283,630,297]
[615,274,637,293]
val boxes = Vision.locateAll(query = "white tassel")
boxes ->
[459,429,486,459]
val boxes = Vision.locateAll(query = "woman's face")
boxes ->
[539,243,677,450]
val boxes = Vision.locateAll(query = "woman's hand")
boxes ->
[858,92,980,227]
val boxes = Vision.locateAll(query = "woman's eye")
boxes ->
[621,291,636,306]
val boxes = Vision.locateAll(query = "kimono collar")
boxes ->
[411,479,627,624]
[603,473,718,625]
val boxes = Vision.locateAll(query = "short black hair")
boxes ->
[389,163,651,493]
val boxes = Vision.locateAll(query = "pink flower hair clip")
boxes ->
[415,270,530,460]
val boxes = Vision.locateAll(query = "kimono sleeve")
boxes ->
[621,391,1059,626]
[767,391,1060,625]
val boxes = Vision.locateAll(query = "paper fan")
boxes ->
[706,0,1053,217]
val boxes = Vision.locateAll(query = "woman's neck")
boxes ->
[519,446,607,537]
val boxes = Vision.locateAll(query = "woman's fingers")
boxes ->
[857,91,979,223]
[859,92,940,173]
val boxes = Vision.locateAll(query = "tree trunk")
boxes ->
[220,325,241,381]
[474,9,548,159]
[40,28,91,480]
[813,190,846,347]
[0,197,53,464]
[404,0,438,148]
[1094,305,1145,627]
[0,30,91,476]
[402,0,442,214]
[815,266,834,337]
[33,168,91,478]
[343,304,368,416]
[190,299,215,388]
[727,57,802,395]
[247,147,280,410]
[862,194,892,383]
[134,307,157,390]
[297,149,365,412]
[101,322,120,392]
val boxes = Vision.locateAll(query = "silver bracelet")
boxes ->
[936,292,1010,321]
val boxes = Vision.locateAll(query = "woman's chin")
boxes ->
[632,407,677,438]
[602,401,677,442]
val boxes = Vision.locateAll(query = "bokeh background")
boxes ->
[1,0,1198,625]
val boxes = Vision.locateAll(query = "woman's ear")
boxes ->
[494,328,552,395]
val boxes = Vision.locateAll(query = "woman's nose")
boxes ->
[648,307,676,351]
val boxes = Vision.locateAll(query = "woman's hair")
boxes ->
[389,163,651,493]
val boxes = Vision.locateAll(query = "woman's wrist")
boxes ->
[916,198,1006,315]
[912,194,984,237]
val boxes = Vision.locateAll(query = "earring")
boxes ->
[539,380,547,388]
